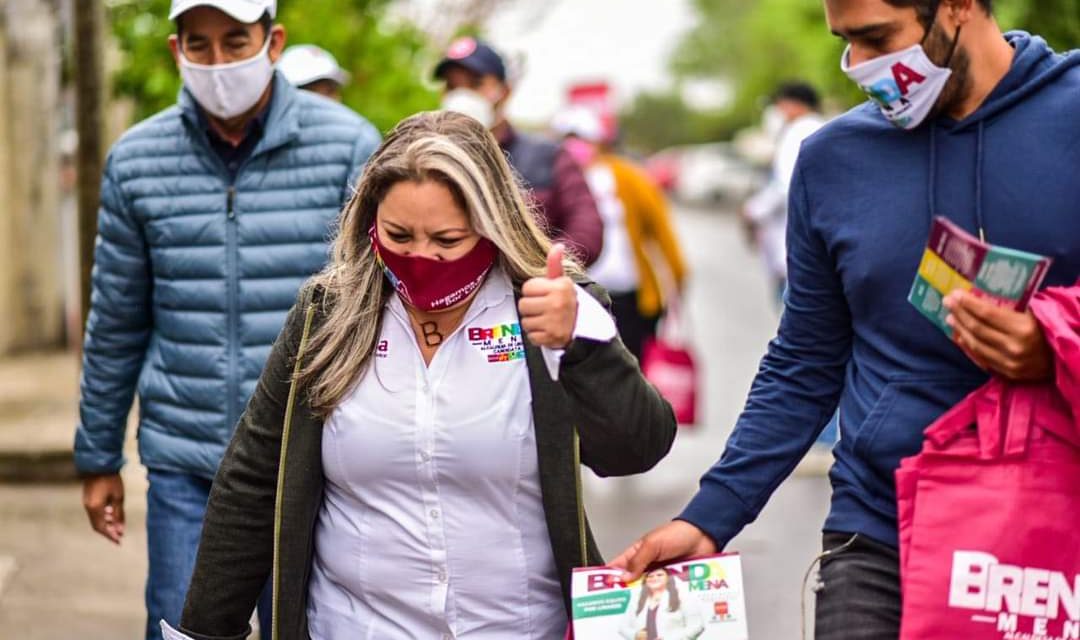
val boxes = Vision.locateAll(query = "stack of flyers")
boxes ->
[570,553,749,640]
[909,216,1052,336]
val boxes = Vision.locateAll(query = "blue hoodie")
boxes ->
[680,33,1080,548]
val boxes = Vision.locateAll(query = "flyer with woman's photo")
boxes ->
[571,553,749,640]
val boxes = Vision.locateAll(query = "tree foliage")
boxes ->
[619,90,744,154]
[622,0,1078,152]
[108,0,439,132]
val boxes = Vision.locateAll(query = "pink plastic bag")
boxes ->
[641,300,699,426]
[897,286,1080,639]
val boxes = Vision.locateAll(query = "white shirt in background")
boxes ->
[744,112,826,280]
[585,164,640,294]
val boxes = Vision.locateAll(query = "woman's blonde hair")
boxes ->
[300,110,583,416]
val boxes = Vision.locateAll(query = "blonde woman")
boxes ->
[164,111,677,640]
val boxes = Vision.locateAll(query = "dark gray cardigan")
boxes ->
[179,281,677,640]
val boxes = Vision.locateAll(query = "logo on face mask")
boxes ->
[865,62,928,106]
[369,225,498,312]
[841,43,952,130]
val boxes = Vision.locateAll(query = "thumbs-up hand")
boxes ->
[518,243,578,349]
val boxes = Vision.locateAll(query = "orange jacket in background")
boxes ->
[602,153,689,317]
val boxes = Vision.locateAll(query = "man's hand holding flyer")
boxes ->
[571,553,749,639]
[909,216,1052,336]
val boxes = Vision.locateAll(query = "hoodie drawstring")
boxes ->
[928,126,937,220]
[975,121,986,242]
[927,121,988,243]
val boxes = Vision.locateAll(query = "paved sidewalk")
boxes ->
[0,465,148,638]
[0,351,81,482]
[0,350,149,637]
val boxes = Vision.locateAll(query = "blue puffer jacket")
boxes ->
[74,73,380,479]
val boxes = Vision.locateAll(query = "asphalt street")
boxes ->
[583,204,832,640]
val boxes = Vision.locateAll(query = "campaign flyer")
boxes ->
[909,216,1052,336]
[571,553,749,640]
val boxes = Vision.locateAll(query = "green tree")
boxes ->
[996,0,1080,51]
[618,89,746,154]
[108,0,439,132]
[629,0,1079,150]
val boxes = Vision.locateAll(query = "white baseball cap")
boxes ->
[551,105,604,143]
[278,45,350,87]
[169,0,277,23]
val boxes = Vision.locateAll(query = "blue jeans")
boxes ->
[815,533,900,638]
[145,469,272,640]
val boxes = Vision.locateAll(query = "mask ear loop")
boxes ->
[942,25,963,68]
[921,0,963,69]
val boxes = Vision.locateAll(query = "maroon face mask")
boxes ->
[369,225,499,311]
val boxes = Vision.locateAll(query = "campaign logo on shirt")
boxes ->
[467,323,525,363]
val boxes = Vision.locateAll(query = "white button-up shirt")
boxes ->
[306,268,615,639]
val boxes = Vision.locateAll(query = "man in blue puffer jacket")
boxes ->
[72,1,380,638]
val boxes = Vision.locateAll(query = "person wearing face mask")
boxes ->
[554,106,689,364]
[434,37,605,266]
[740,82,826,309]
[160,111,676,640]
[278,44,350,102]
[609,1,1080,638]
[741,83,835,474]
[73,2,380,639]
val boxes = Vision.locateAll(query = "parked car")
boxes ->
[672,142,766,207]
[644,148,680,193]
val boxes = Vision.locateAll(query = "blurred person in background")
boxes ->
[612,1,1080,637]
[434,37,604,265]
[555,105,688,363]
[72,1,380,638]
[278,43,350,101]
[740,81,826,308]
[742,81,834,469]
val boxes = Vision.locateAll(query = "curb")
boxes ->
[0,449,78,484]
[0,555,16,600]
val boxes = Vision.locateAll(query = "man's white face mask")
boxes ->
[440,88,496,129]
[179,36,274,120]
[841,42,953,130]
[762,105,787,141]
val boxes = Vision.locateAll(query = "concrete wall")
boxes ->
[0,0,63,354]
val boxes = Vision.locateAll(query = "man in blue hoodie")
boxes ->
[613,0,1080,636]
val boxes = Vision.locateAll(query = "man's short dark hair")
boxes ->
[773,82,821,111]
[175,10,273,40]
[883,0,993,28]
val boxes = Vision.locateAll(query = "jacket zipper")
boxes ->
[226,186,239,434]
[272,302,317,640]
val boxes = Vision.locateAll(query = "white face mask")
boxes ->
[179,37,274,120]
[841,42,953,130]
[762,105,787,141]
[440,88,496,129]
